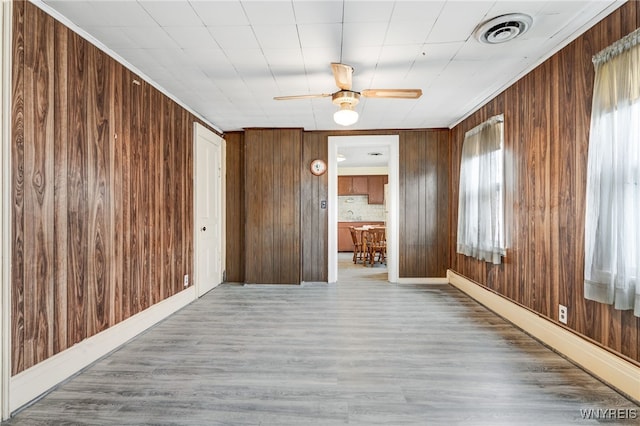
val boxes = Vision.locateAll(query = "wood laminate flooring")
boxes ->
[4,254,638,425]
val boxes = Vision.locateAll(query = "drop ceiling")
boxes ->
[37,0,623,133]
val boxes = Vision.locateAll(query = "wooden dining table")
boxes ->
[353,225,386,266]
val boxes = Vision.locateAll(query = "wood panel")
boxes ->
[449,1,640,363]
[224,132,245,282]
[399,130,450,278]
[302,130,450,282]
[301,132,328,282]
[244,129,302,284]
[11,2,211,375]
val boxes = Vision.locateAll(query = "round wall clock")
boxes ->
[310,159,327,176]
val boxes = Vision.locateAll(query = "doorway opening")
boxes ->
[328,135,399,283]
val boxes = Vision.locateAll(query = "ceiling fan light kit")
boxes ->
[334,104,359,126]
[274,62,422,127]
[332,90,360,126]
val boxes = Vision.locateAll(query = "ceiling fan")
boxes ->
[273,63,422,126]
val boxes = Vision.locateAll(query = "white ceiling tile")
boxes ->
[138,1,203,26]
[146,48,191,67]
[42,1,104,27]
[225,49,270,76]
[182,48,229,67]
[244,76,279,95]
[41,0,625,131]
[402,68,440,89]
[209,26,260,50]
[253,25,300,49]
[343,22,388,48]
[164,26,219,50]
[528,12,589,40]
[242,1,296,25]
[377,44,423,68]
[301,47,343,70]
[538,1,592,15]
[298,24,343,49]
[117,48,159,69]
[190,0,248,26]
[306,76,339,94]
[344,1,394,23]
[86,1,158,27]
[427,1,495,43]
[341,46,384,70]
[292,1,343,24]
[201,60,240,79]
[455,38,523,61]
[120,26,180,49]
[390,1,445,22]
[420,41,464,62]
[385,19,434,45]
[263,48,304,69]
[485,1,546,18]
[84,26,135,49]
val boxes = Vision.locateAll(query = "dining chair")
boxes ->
[362,228,386,267]
[349,226,364,264]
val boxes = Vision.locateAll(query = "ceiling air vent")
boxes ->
[475,13,533,44]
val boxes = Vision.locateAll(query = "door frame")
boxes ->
[328,135,399,283]
[193,123,226,297]
[1,1,11,420]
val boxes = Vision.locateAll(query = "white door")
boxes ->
[194,123,224,297]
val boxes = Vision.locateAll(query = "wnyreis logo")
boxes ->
[580,408,637,420]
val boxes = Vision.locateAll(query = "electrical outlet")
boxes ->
[559,304,568,325]
[183,274,189,287]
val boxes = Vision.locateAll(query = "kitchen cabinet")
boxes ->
[367,175,387,204]
[352,176,368,194]
[338,175,388,204]
[338,221,385,252]
[338,176,368,195]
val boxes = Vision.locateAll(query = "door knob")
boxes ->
[201,226,207,231]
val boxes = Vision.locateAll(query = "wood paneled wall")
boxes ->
[399,130,450,278]
[244,129,302,284]
[224,132,245,282]
[225,129,450,283]
[11,1,209,374]
[300,132,329,282]
[449,1,640,363]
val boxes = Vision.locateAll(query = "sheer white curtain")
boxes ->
[457,114,505,264]
[584,28,640,317]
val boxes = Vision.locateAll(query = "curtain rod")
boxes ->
[593,26,640,66]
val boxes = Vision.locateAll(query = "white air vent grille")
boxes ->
[475,13,533,44]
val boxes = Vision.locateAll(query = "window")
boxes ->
[584,28,640,317]
[456,114,505,264]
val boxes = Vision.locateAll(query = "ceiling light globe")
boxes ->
[334,108,359,126]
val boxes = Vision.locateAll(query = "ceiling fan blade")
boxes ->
[331,63,353,90]
[361,89,423,99]
[273,93,332,100]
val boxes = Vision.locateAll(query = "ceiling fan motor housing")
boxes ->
[332,90,360,107]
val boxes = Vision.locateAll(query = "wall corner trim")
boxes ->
[447,270,640,403]
[9,287,197,414]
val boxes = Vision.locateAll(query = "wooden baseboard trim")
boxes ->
[9,287,197,413]
[447,270,640,403]
[396,277,448,284]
